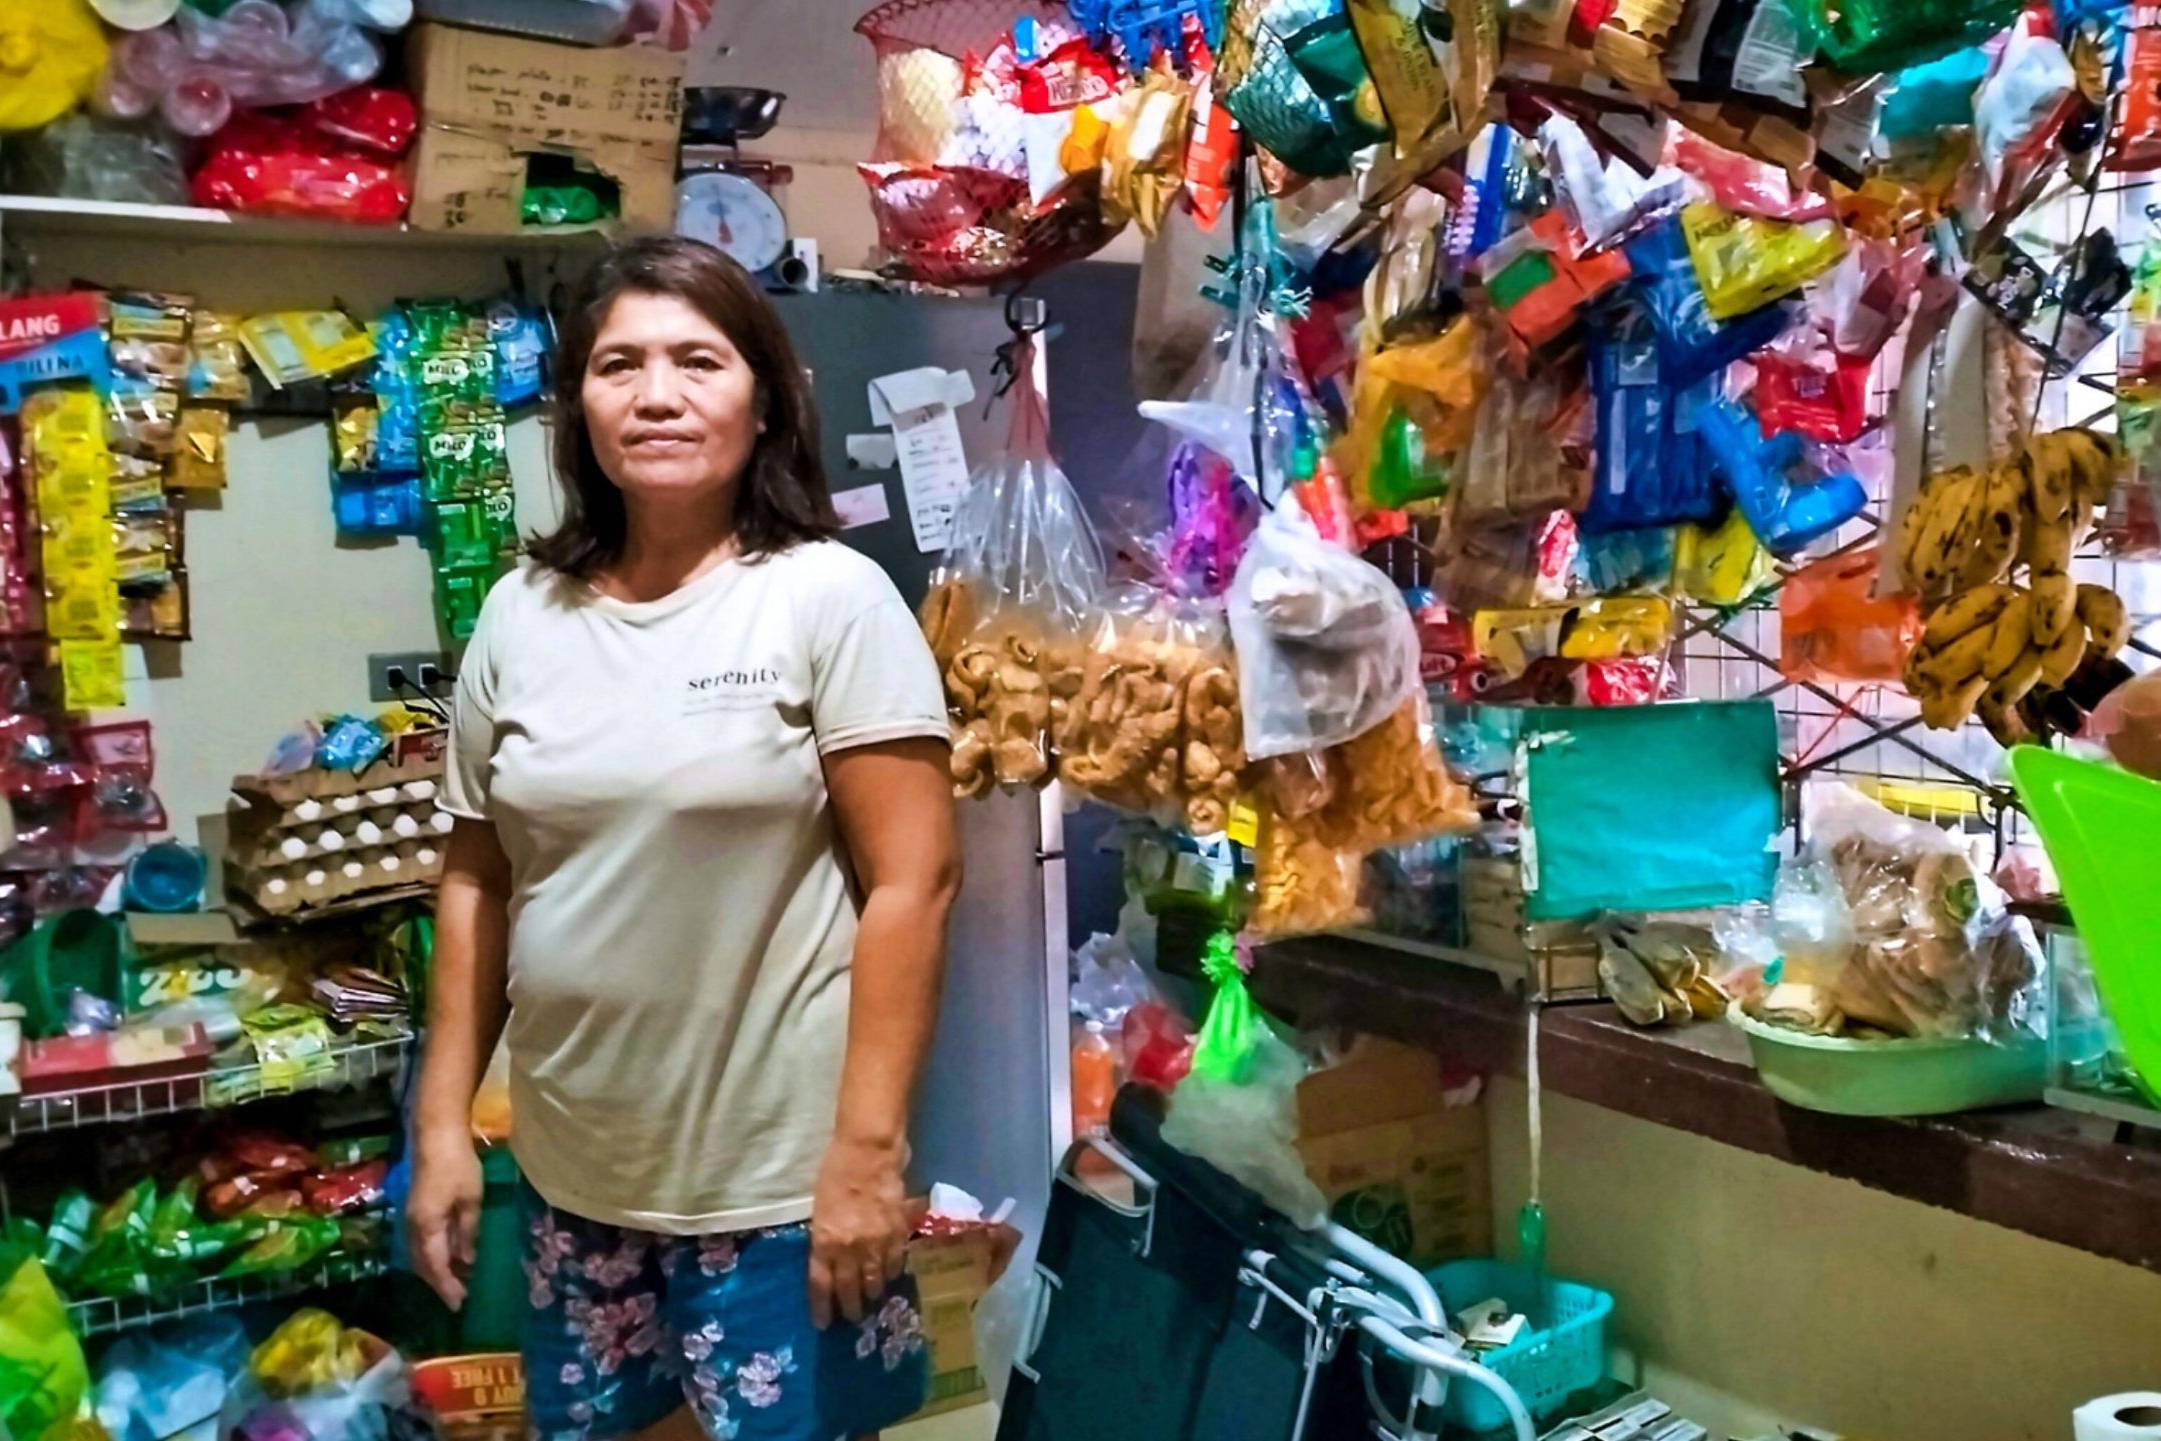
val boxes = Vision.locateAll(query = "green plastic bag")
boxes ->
[1163,931,1330,1227]
[0,1256,88,1441]
[1191,932,1266,1084]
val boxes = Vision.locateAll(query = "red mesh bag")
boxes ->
[856,0,1124,284]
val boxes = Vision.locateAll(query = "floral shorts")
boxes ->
[520,1184,929,1441]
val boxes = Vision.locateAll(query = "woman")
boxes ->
[408,235,961,1441]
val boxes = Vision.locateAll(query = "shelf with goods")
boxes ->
[5,1030,411,1139]
[66,1252,391,1340]
[0,195,618,252]
[1253,932,2161,1276]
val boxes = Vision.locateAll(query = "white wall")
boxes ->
[1485,1077,2161,1440]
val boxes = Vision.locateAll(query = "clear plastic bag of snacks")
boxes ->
[923,337,1104,796]
[1227,491,1422,761]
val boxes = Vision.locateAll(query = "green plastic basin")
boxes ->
[1731,1012,2046,1116]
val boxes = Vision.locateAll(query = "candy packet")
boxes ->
[239,311,376,389]
[1679,202,1847,321]
[1623,214,1794,385]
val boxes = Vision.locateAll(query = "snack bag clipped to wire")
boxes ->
[1679,203,1847,321]
[925,336,1103,798]
[1227,490,1422,761]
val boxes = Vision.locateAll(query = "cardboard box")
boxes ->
[1296,1039,1492,1267]
[405,23,686,235]
[903,1229,998,1420]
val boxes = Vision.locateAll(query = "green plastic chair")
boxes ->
[2007,746,2161,1102]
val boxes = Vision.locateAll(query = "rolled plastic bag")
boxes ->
[1227,492,1421,760]
[1161,933,1328,1228]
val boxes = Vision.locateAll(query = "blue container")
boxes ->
[123,842,206,913]
[1425,1259,1613,1433]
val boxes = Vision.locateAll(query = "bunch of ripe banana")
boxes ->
[1894,427,2129,743]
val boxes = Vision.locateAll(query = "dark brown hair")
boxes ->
[529,234,837,577]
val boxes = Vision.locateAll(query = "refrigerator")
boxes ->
[774,289,1076,1239]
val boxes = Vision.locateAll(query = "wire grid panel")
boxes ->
[67,1253,389,1338]
[1675,177,2161,834]
[5,1033,412,1138]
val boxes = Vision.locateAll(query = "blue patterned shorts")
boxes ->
[519,1185,929,1441]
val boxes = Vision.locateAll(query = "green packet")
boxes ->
[217,1215,340,1280]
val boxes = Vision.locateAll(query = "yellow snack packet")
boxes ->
[172,406,231,490]
[1472,606,1569,678]
[57,639,126,712]
[239,311,377,388]
[1558,596,1674,659]
[1680,202,1847,320]
[1348,0,1450,155]
[46,583,121,641]
[1673,509,1777,605]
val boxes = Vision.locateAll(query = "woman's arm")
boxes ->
[407,816,515,1309]
[812,735,961,1327]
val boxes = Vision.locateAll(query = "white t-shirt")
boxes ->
[444,541,948,1233]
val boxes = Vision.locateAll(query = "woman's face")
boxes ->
[581,290,761,509]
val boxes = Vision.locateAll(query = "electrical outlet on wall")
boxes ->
[368,651,456,703]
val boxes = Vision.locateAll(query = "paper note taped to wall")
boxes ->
[867,368,977,553]
[830,482,892,531]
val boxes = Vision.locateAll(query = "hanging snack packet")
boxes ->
[1696,395,1868,553]
[1623,214,1792,385]
[1227,491,1421,761]
[928,336,1102,796]
[1103,60,1193,237]
[1679,203,1847,321]
[1559,595,1674,659]
[1019,36,1123,209]
[1582,301,1723,532]
[1673,507,1776,604]
[1055,589,1200,816]
[2108,23,2161,172]
[1753,348,1870,442]
[1973,10,2075,192]
[1220,0,1389,177]
[1455,370,1587,527]
[1662,0,1810,121]
[1309,693,1477,852]
[1348,0,1493,156]
[1788,0,2021,73]
[239,311,376,389]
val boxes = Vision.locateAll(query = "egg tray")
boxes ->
[232,842,447,917]
[227,758,452,916]
[229,752,445,808]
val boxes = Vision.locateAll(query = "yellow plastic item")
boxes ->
[1365,317,1487,449]
[0,0,107,133]
[1853,778,1983,820]
[1559,595,1673,660]
[1673,509,1775,605]
[1680,203,1848,320]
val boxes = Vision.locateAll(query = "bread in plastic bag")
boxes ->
[1752,782,2041,1040]
[922,335,1103,796]
[1227,491,1422,761]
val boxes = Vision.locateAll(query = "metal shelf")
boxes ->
[6,1033,411,1138]
[68,1252,389,1338]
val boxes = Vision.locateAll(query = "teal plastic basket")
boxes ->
[1425,1259,1613,1433]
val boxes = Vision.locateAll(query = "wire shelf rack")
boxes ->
[5,1033,412,1139]
[66,1252,390,1338]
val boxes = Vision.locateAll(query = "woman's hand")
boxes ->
[407,1130,483,1310]
[808,1134,909,1328]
